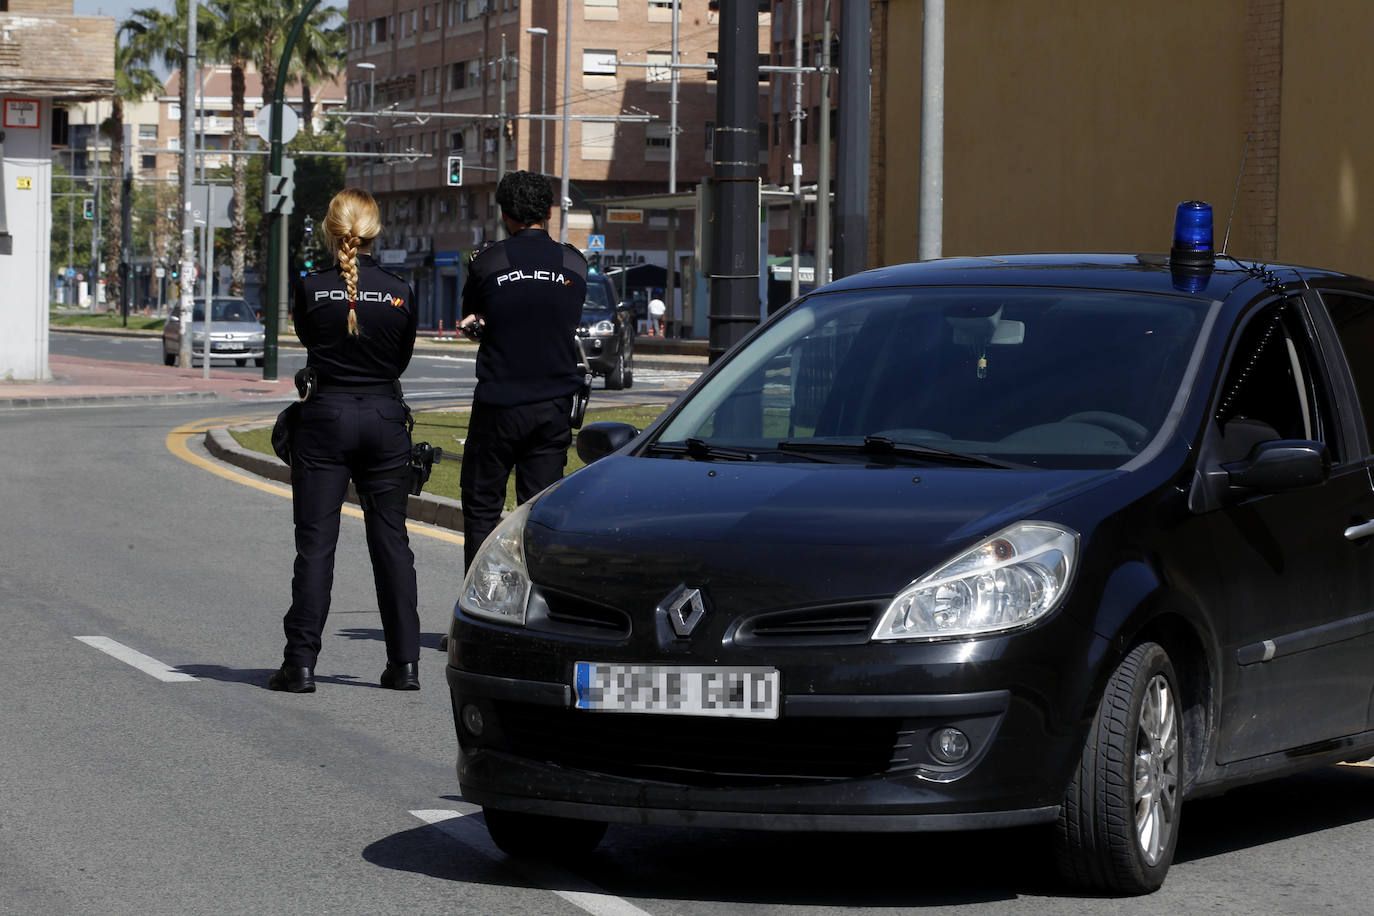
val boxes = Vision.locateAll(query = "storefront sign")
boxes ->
[4,99,40,129]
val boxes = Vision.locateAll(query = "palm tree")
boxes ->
[293,7,345,139]
[104,24,164,313]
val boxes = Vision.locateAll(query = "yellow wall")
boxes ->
[880,1,1266,267]
[1277,0,1374,275]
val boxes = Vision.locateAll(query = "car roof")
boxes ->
[813,253,1367,302]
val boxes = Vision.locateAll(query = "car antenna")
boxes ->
[1221,132,1251,255]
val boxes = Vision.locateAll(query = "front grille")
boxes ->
[734,602,882,646]
[493,701,906,787]
[533,588,632,639]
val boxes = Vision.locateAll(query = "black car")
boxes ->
[447,202,1374,894]
[577,269,634,389]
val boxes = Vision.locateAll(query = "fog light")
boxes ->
[930,727,970,764]
[461,704,485,736]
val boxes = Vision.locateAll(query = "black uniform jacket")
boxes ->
[461,227,587,407]
[294,254,418,383]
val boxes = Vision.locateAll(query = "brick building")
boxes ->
[343,0,771,331]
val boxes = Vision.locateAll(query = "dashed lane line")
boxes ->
[74,636,197,682]
[165,415,464,546]
[410,810,655,916]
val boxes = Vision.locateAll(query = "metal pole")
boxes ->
[265,0,324,381]
[790,0,803,300]
[708,0,761,363]
[527,27,547,175]
[178,2,197,367]
[201,183,211,377]
[815,2,832,289]
[497,31,508,190]
[665,0,680,335]
[90,98,100,310]
[559,0,572,243]
[918,0,944,261]
[834,0,870,279]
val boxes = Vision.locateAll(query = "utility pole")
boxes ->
[708,0,761,363]
[789,0,803,300]
[815,2,832,291]
[178,1,196,368]
[918,0,944,260]
[559,0,573,244]
[665,0,680,336]
[834,0,870,279]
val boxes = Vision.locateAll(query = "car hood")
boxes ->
[524,455,1127,608]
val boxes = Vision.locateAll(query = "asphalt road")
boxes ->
[48,332,697,408]
[7,398,1374,914]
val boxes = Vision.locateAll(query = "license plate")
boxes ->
[213,343,244,352]
[573,662,780,719]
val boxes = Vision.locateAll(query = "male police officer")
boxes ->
[457,171,587,570]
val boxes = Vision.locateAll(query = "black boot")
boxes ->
[268,664,316,693]
[380,661,420,690]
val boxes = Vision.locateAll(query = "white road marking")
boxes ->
[410,809,654,916]
[74,636,198,682]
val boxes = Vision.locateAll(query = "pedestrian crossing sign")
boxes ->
[588,234,605,251]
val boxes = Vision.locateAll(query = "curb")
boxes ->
[203,426,465,532]
[0,390,221,409]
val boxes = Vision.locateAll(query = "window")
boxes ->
[140,154,156,170]
[583,49,617,75]
[450,59,477,91]
[645,122,670,161]
[450,130,465,153]
[1321,290,1374,442]
[369,17,387,43]
[646,50,671,88]
[582,122,615,160]
[138,123,157,141]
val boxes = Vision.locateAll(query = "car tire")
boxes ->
[1054,641,1182,895]
[163,351,176,366]
[482,808,607,860]
[623,343,634,388]
[605,351,627,390]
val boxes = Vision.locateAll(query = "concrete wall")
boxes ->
[872,1,1374,275]
[1,97,53,381]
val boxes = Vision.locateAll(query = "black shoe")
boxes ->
[269,664,316,693]
[380,661,420,690]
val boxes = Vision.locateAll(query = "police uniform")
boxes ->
[460,227,587,568]
[283,253,420,674]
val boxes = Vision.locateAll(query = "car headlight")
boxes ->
[191,332,205,344]
[459,501,534,626]
[587,319,615,338]
[871,522,1077,641]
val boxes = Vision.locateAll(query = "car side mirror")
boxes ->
[576,421,639,464]
[1223,439,1329,493]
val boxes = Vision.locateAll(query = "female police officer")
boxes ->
[268,187,422,694]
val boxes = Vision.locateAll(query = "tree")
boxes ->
[103,24,164,313]
[293,7,345,139]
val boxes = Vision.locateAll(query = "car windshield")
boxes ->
[191,299,258,323]
[653,286,1211,470]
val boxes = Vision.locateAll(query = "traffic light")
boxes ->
[170,266,178,279]
[447,154,463,187]
[82,198,94,220]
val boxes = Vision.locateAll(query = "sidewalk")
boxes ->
[0,352,298,409]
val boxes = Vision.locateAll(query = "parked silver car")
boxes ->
[162,297,265,367]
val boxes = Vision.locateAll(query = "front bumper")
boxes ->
[578,337,620,375]
[446,610,1106,831]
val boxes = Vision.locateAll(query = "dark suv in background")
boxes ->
[577,270,634,389]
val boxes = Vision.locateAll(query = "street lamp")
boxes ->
[526,26,548,176]
[356,62,377,192]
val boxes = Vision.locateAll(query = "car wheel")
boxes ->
[605,351,626,390]
[163,351,176,366]
[235,358,247,367]
[623,344,634,388]
[483,808,607,859]
[1055,641,1182,894]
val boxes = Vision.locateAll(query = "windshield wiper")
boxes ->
[777,435,1018,469]
[647,438,759,462]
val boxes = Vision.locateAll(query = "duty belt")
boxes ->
[316,378,403,397]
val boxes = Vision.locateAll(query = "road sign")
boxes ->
[588,234,605,251]
[254,105,299,145]
[605,208,643,224]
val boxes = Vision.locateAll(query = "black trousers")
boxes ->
[460,395,572,570]
[283,393,419,668]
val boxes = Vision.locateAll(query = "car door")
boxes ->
[1193,294,1374,763]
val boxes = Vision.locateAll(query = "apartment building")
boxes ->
[345,0,771,330]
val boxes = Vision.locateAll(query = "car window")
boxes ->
[1212,299,1338,462]
[1318,291,1374,443]
[656,287,1208,469]
[585,277,613,310]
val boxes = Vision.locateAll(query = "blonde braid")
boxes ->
[338,235,361,336]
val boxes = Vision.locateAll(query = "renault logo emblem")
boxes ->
[660,586,706,638]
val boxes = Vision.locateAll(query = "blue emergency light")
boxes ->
[1171,201,1214,266]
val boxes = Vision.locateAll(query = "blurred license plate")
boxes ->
[574,662,779,719]
[213,343,244,352]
